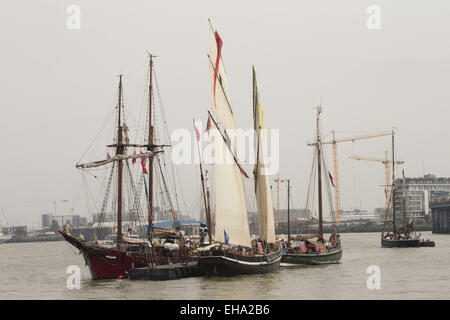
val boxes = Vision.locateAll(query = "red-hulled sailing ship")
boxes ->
[60,56,198,279]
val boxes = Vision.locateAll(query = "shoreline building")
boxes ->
[394,174,450,221]
[42,214,87,228]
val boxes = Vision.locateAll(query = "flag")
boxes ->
[193,122,201,141]
[205,117,211,136]
[224,230,229,245]
[132,150,137,164]
[213,31,223,107]
[239,166,249,179]
[140,151,148,175]
[328,171,335,188]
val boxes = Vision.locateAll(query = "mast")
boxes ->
[147,54,154,240]
[391,129,397,234]
[194,119,213,243]
[287,179,291,244]
[402,169,407,234]
[116,75,124,245]
[206,178,212,244]
[316,106,323,238]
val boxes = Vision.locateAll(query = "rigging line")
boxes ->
[321,147,337,227]
[156,157,177,220]
[124,160,147,238]
[77,110,115,165]
[153,68,186,213]
[79,171,95,220]
[93,161,115,242]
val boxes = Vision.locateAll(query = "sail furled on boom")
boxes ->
[252,68,276,244]
[211,115,251,248]
[76,152,158,169]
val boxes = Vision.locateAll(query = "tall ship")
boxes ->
[60,57,197,279]
[381,131,435,248]
[196,21,282,276]
[281,106,342,265]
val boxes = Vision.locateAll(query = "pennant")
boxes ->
[205,117,211,136]
[132,150,137,164]
[140,151,148,175]
[328,171,335,188]
[224,230,229,245]
[193,122,201,141]
[239,166,249,179]
[213,31,223,107]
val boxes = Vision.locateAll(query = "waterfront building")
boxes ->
[394,174,450,221]
[41,214,87,228]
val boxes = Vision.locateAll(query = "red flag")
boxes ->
[213,31,223,107]
[194,122,201,141]
[132,150,137,164]
[328,171,335,187]
[240,166,249,179]
[140,151,148,175]
[205,117,211,136]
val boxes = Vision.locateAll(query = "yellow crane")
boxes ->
[348,151,404,213]
[310,130,393,223]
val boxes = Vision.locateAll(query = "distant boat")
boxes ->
[0,231,12,244]
[196,20,282,276]
[0,207,12,244]
[381,131,435,248]
[60,56,198,279]
[280,106,343,266]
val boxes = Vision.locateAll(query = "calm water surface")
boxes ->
[0,232,448,299]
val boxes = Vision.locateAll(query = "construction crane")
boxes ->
[309,130,393,223]
[348,151,404,212]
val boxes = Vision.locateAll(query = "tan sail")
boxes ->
[253,68,276,244]
[211,116,251,248]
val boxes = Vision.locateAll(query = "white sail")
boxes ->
[76,152,157,169]
[211,117,251,247]
[209,21,235,134]
[253,68,276,243]
[209,21,251,248]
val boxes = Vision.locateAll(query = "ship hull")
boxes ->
[381,238,420,248]
[60,230,147,279]
[280,247,343,266]
[198,248,282,276]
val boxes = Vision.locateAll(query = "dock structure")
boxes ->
[431,200,450,233]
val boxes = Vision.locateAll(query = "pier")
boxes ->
[431,200,450,233]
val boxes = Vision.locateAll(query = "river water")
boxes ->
[0,232,448,300]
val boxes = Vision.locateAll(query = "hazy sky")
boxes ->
[1,0,450,228]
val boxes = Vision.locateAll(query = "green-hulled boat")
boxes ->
[280,106,343,266]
